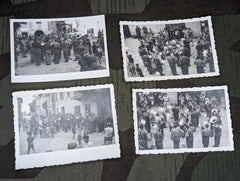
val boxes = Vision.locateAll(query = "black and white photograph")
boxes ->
[132,86,234,154]
[120,16,219,82]
[13,84,120,169]
[10,15,109,83]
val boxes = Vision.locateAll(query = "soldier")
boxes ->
[43,37,52,65]
[138,124,147,150]
[201,123,211,148]
[71,115,77,139]
[190,108,201,128]
[153,56,164,76]
[73,35,80,61]
[127,54,134,64]
[52,38,62,64]
[92,41,98,56]
[136,64,144,77]
[171,125,184,149]
[28,37,35,63]
[194,58,205,74]
[14,39,19,68]
[207,48,215,72]
[62,37,72,62]
[128,63,137,77]
[153,128,163,149]
[214,124,222,147]
[185,125,195,148]
[196,40,205,60]
[179,54,190,75]
[166,52,178,75]
[142,26,148,37]
[84,35,92,55]
[32,37,42,66]
[27,132,35,154]
[135,25,141,39]
[21,37,28,57]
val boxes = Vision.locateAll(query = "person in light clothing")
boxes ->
[82,135,93,148]
[104,123,114,145]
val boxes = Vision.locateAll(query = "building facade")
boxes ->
[33,91,99,118]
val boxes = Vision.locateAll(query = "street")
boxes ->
[15,50,106,76]
[19,130,108,155]
[124,38,211,77]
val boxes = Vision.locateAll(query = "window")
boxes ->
[61,107,65,115]
[85,104,91,114]
[60,92,64,100]
[74,105,81,115]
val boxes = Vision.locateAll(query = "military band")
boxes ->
[124,22,215,77]
[14,30,105,72]
[137,90,224,150]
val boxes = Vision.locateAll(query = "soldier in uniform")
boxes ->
[171,125,184,149]
[153,128,163,149]
[32,36,42,66]
[73,35,80,61]
[52,37,62,64]
[179,52,190,75]
[185,125,195,148]
[62,37,72,62]
[27,132,36,154]
[135,25,141,39]
[136,64,144,77]
[92,41,98,56]
[43,37,52,65]
[21,37,28,57]
[207,48,215,72]
[138,124,148,150]
[28,37,35,63]
[194,58,205,73]
[166,52,178,75]
[153,55,164,76]
[201,123,211,148]
[214,124,222,147]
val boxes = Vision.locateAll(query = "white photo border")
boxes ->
[132,85,234,154]
[13,84,120,169]
[120,16,220,82]
[10,15,110,83]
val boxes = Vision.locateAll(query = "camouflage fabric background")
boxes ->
[0,0,240,180]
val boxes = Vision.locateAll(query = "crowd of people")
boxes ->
[14,29,105,72]
[137,91,223,150]
[20,112,114,154]
[125,22,215,77]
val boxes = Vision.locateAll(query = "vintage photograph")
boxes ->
[132,86,234,154]
[120,16,219,81]
[13,84,120,169]
[10,15,109,83]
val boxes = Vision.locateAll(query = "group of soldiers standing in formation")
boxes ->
[125,22,215,77]
[22,112,114,154]
[15,29,105,71]
[137,91,223,150]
